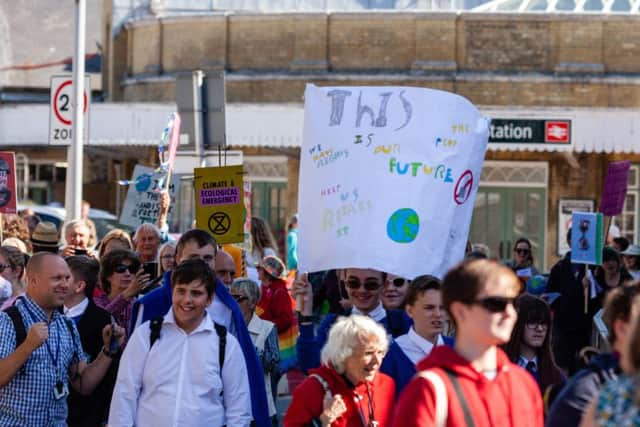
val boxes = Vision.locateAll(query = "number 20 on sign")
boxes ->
[49,75,91,145]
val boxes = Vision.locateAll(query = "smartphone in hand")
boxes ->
[143,262,159,281]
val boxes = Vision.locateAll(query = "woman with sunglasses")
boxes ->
[230,278,280,426]
[393,259,544,427]
[503,294,564,395]
[507,238,539,279]
[95,249,150,335]
[381,274,411,310]
[294,268,411,374]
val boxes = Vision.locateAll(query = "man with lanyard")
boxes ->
[0,252,125,426]
[130,229,271,427]
[293,268,411,373]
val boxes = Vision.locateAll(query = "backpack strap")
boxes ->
[443,369,476,427]
[214,322,226,369]
[4,306,26,348]
[149,316,164,348]
[415,370,448,427]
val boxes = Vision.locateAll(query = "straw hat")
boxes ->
[31,221,60,249]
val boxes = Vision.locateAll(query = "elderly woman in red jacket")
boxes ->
[284,315,395,427]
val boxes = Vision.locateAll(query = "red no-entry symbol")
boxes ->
[453,170,474,205]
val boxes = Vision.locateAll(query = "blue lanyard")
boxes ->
[21,302,60,370]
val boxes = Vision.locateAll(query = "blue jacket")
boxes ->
[297,308,411,374]
[545,352,620,427]
[130,271,271,427]
[380,335,454,398]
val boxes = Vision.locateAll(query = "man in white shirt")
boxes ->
[108,258,252,427]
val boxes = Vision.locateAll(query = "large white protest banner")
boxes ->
[298,84,490,279]
[119,165,181,229]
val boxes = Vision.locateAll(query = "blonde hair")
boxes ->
[320,315,388,374]
[99,228,133,258]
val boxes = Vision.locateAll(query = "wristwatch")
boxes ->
[297,312,313,324]
[101,346,119,358]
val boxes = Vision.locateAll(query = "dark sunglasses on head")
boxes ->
[472,296,516,313]
[114,264,138,274]
[0,263,11,273]
[232,294,248,303]
[388,277,411,288]
[345,278,381,291]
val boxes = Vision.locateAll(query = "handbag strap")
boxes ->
[415,370,448,427]
[443,369,476,427]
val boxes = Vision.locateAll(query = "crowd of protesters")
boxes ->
[1,198,639,427]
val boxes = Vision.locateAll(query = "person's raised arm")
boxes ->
[70,324,124,395]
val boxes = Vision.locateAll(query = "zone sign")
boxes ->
[49,75,91,145]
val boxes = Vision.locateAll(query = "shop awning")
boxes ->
[0,103,637,153]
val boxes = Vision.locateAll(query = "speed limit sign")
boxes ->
[49,75,91,145]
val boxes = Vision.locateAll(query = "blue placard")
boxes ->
[570,212,603,265]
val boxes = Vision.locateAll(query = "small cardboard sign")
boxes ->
[571,212,604,265]
[194,165,245,244]
[600,161,631,216]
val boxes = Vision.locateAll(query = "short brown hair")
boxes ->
[405,275,441,307]
[602,282,640,345]
[442,259,520,326]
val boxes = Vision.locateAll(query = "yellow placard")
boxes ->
[194,165,245,244]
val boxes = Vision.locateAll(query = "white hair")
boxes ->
[320,315,389,374]
[134,223,161,241]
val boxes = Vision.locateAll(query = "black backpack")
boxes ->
[148,316,227,368]
[4,305,76,349]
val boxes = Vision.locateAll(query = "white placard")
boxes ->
[298,84,490,279]
[119,165,181,229]
[49,75,91,145]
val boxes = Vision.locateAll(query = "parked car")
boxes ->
[17,203,134,242]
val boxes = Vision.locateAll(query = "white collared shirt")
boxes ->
[108,309,252,427]
[64,297,89,318]
[395,327,444,365]
[517,355,538,370]
[352,302,386,322]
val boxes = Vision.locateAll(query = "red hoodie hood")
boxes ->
[416,345,514,383]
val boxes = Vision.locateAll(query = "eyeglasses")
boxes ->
[160,254,175,260]
[114,264,138,274]
[472,296,516,313]
[525,321,548,330]
[515,248,530,255]
[0,263,11,273]
[388,278,411,288]
[232,294,248,303]
[345,278,382,291]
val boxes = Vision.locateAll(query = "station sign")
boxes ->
[489,119,571,144]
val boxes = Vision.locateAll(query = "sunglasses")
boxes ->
[345,278,382,291]
[472,296,516,313]
[388,277,411,288]
[515,248,530,255]
[114,264,138,274]
[0,263,11,273]
[232,294,248,303]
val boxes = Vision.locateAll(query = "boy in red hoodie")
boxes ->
[393,259,543,427]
